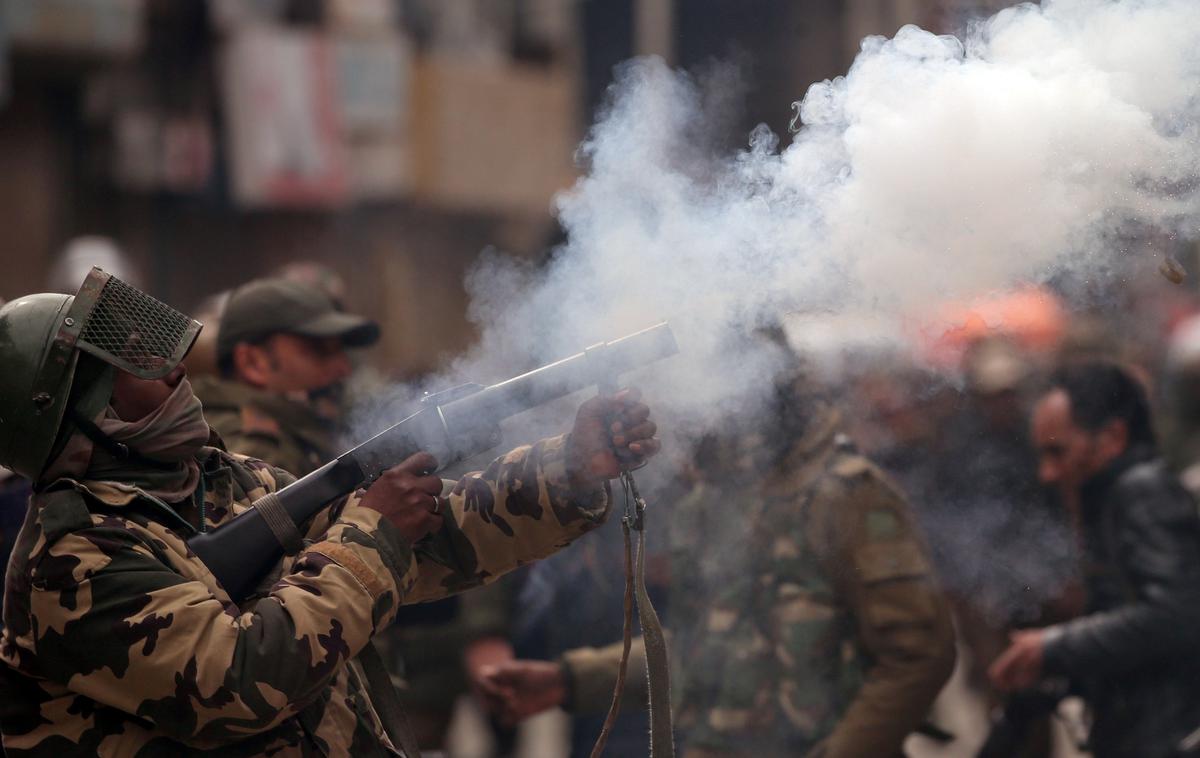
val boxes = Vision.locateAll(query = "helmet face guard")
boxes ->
[0,268,202,481]
[30,268,202,415]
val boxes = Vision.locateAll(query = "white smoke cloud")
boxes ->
[338,0,1200,633]
[441,0,1200,428]
[354,0,1200,461]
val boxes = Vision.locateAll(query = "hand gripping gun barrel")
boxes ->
[187,322,678,604]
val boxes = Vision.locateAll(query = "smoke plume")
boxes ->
[338,0,1200,621]
[437,0,1200,430]
[353,0,1200,459]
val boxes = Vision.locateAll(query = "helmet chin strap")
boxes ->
[67,407,179,472]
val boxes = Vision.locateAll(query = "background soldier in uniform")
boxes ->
[192,277,379,477]
[482,371,956,758]
[0,269,660,756]
[194,274,526,751]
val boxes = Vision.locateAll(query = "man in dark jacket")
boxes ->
[990,360,1200,758]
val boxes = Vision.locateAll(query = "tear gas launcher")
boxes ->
[188,322,679,603]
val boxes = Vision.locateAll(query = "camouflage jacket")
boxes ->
[0,436,608,757]
[193,377,335,478]
[194,377,513,711]
[561,412,954,758]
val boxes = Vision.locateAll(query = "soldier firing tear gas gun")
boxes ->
[0,268,670,758]
[189,320,680,602]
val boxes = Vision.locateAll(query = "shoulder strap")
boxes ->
[590,472,674,758]
[634,505,674,758]
[588,517,635,758]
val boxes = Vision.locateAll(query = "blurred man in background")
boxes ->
[192,275,521,752]
[185,263,352,385]
[483,359,957,758]
[990,361,1200,758]
[192,276,378,476]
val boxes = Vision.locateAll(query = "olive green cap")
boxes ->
[217,278,380,363]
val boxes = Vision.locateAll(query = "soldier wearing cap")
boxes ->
[193,276,521,751]
[0,269,661,756]
[192,277,380,477]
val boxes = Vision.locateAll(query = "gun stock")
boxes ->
[188,322,678,602]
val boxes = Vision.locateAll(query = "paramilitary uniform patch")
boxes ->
[855,541,930,583]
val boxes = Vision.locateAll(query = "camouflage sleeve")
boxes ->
[401,434,610,603]
[25,503,416,748]
[808,460,956,758]
[560,635,648,713]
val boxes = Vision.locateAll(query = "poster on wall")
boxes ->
[334,33,412,199]
[333,34,408,137]
[219,27,350,208]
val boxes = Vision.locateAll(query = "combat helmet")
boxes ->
[0,268,201,481]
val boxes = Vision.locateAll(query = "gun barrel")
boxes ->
[189,322,678,603]
[348,322,677,480]
[441,321,679,429]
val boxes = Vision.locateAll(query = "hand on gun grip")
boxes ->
[567,388,660,490]
[358,451,445,544]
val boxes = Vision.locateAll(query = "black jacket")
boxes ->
[1042,446,1200,758]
